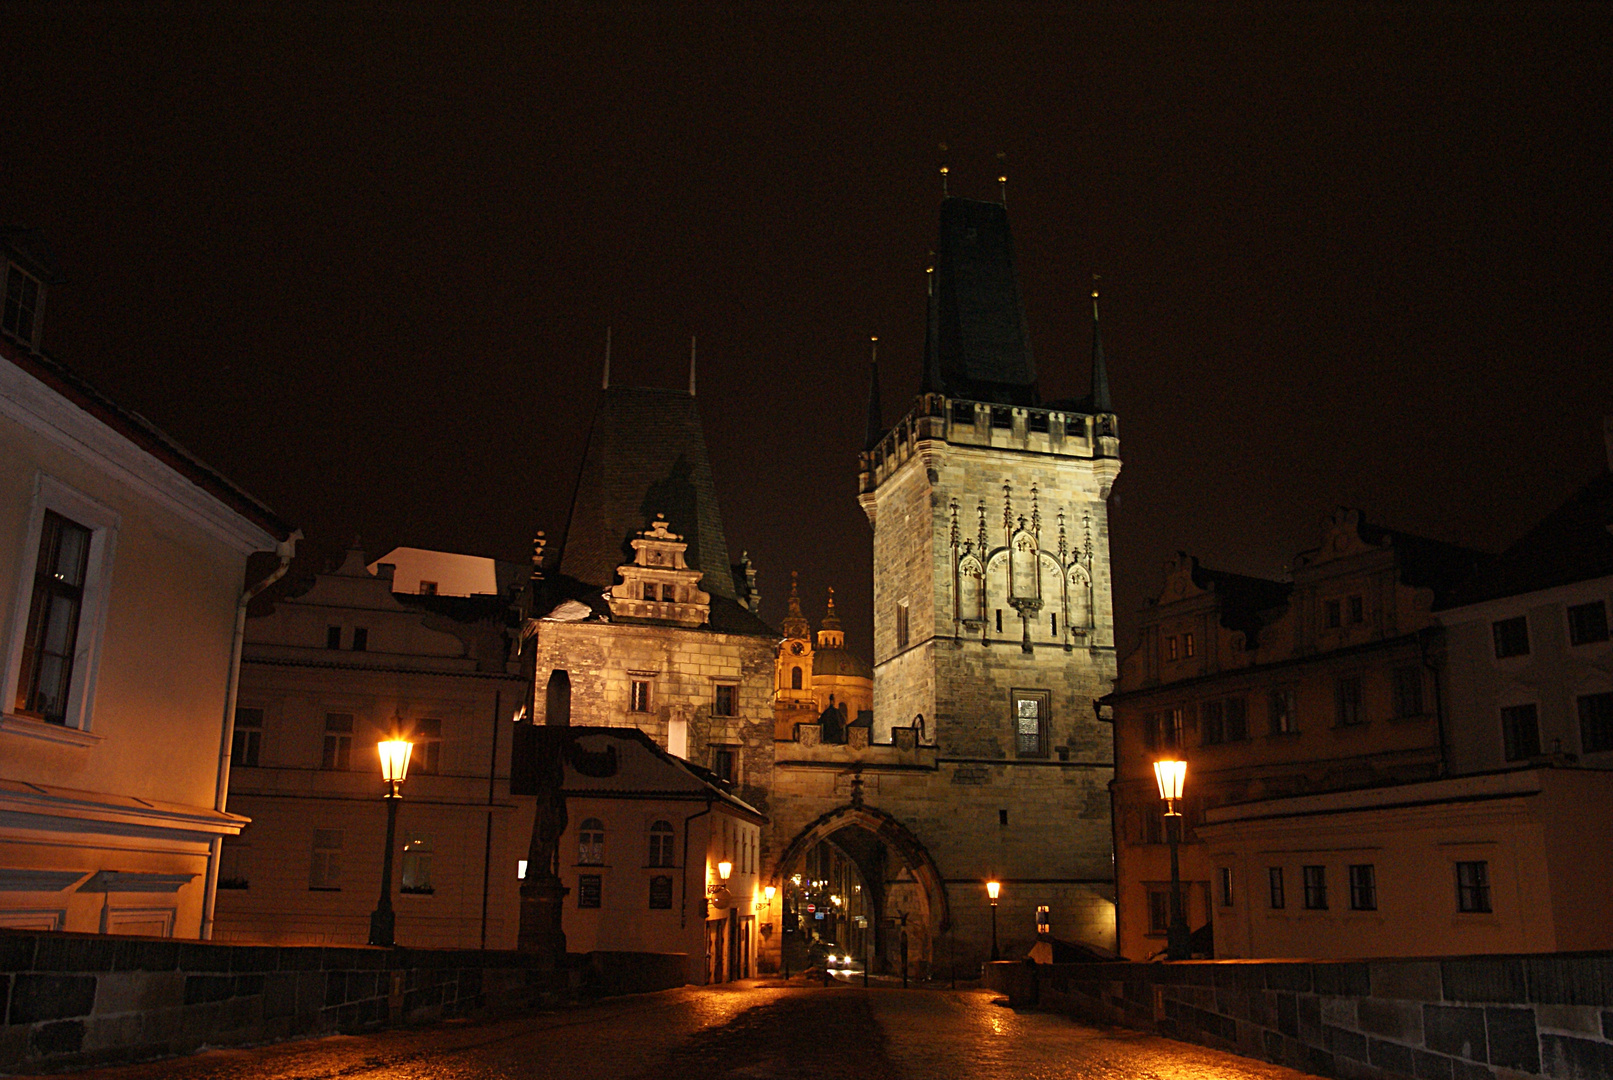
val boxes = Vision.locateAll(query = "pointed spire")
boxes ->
[689,334,697,396]
[822,585,842,631]
[781,570,810,640]
[864,336,883,451]
[1090,278,1111,413]
[602,326,612,390]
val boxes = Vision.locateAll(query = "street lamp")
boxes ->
[986,880,1001,961]
[1153,758,1190,961]
[717,860,732,883]
[368,738,413,947]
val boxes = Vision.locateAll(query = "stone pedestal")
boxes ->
[517,879,569,965]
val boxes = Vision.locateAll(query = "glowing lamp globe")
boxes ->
[1153,759,1187,806]
[717,860,732,882]
[378,740,413,785]
[986,880,1001,903]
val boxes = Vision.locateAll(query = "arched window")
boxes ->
[648,820,674,867]
[578,818,604,865]
[791,666,802,690]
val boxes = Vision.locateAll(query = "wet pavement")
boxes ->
[62,978,1323,1080]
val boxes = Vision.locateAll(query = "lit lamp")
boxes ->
[1153,758,1190,961]
[368,738,413,947]
[717,860,732,882]
[986,880,1001,962]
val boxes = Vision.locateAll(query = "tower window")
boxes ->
[1027,411,1049,433]
[662,583,676,601]
[1013,689,1050,758]
[1050,614,1057,636]
[714,683,736,717]
[791,666,802,690]
[995,609,1002,634]
[990,407,1013,429]
[643,584,657,601]
[630,680,651,712]
[897,602,909,649]
[712,747,736,783]
[951,401,975,425]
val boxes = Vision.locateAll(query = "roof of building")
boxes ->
[1439,468,1613,608]
[515,724,766,822]
[558,385,737,601]
[813,646,873,680]
[0,334,296,541]
[531,572,775,638]
[1187,561,1295,645]
[922,197,1038,407]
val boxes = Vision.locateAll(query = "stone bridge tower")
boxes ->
[766,195,1121,977]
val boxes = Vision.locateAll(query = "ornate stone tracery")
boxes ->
[606,514,711,626]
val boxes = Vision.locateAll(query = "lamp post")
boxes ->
[986,880,1001,962]
[369,739,413,947]
[1153,758,1190,961]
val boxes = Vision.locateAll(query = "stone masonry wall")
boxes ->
[988,953,1613,1080]
[0,929,684,1073]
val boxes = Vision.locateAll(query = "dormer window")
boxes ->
[3,262,42,347]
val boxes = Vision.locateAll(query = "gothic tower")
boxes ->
[856,195,1121,947]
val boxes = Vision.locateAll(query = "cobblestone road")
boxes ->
[63,979,1323,1080]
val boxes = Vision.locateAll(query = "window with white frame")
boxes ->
[412,718,442,774]
[232,707,263,767]
[2,261,42,346]
[401,835,433,893]
[648,820,675,867]
[5,475,118,732]
[321,713,354,770]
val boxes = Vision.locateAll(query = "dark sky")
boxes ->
[4,5,1611,660]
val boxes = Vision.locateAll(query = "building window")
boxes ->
[218,839,250,890]
[1184,632,1195,658]
[1324,599,1342,629]
[412,718,442,774]
[322,713,354,770]
[1302,865,1327,910]
[401,836,433,893]
[326,626,342,649]
[1349,595,1365,624]
[1027,411,1049,434]
[1201,700,1225,745]
[418,580,438,596]
[1143,712,1159,750]
[1146,888,1171,935]
[897,602,910,648]
[1143,809,1164,845]
[649,820,675,867]
[713,683,736,717]
[1456,861,1491,913]
[1269,685,1298,734]
[1392,666,1424,718]
[351,627,368,652]
[1567,600,1610,646]
[1013,690,1050,758]
[631,679,651,711]
[1268,867,1285,909]
[1579,692,1613,753]
[995,609,1003,634]
[1348,864,1377,911]
[991,406,1013,429]
[951,400,976,425]
[232,707,263,767]
[1225,697,1248,741]
[1501,704,1541,761]
[643,583,656,601]
[1492,616,1530,659]
[1166,635,1178,660]
[649,875,673,909]
[578,818,605,865]
[662,583,676,602]
[1166,707,1184,749]
[1050,613,1057,636]
[1335,676,1363,726]
[3,262,41,345]
[790,667,802,691]
[310,829,343,890]
[1219,867,1234,907]
[578,874,602,908]
[712,747,736,783]
[14,510,93,724]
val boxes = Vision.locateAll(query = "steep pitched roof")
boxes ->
[558,386,736,600]
[922,198,1038,406]
[1439,469,1613,608]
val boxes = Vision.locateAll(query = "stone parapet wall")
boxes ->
[0,929,684,1073]
[986,953,1613,1079]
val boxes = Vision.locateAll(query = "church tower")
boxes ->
[856,194,1121,944]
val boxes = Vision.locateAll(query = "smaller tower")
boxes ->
[605,515,710,626]
[774,573,817,737]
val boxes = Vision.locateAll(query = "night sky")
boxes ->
[4,5,1611,659]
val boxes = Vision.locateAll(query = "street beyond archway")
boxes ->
[61,979,1321,1080]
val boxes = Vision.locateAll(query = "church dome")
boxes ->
[813,646,872,680]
